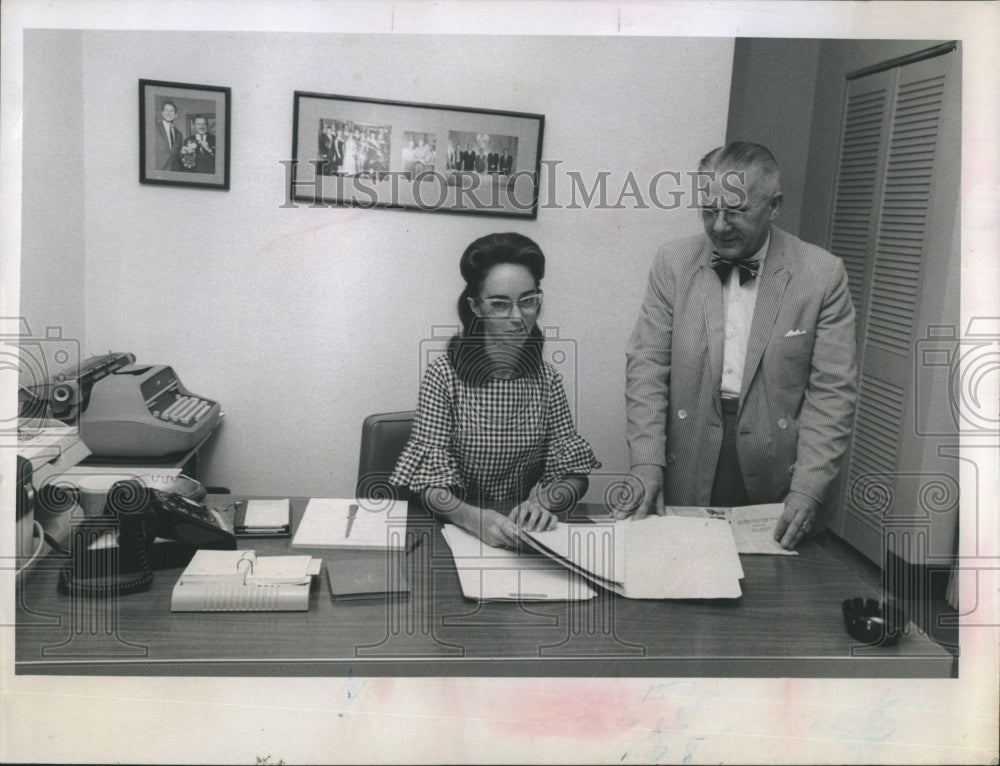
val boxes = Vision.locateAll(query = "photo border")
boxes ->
[291,91,544,218]
[139,78,231,191]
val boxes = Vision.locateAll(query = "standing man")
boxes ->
[319,124,336,175]
[333,127,346,174]
[501,148,513,175]
[621,142,858,549]
[191,116,216,174]
[154,100,183,171]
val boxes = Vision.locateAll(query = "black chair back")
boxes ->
[356,411,415,501]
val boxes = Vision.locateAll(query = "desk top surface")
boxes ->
[15,499,955,677]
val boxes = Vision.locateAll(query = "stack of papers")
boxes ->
[235,499,291,537]
[441,525,596,602]
[17,418,91,486]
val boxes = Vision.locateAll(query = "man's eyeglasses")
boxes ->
[700,194,774,224]
[475,292,543,316]
[699,206,753,224]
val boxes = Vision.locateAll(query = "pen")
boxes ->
[345,503,358,538]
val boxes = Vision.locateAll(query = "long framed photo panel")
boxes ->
[139,79,231,190]
[291,92,544,218]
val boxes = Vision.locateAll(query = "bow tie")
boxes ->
[710,253,760,285]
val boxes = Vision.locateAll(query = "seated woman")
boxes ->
[390,232,600,547]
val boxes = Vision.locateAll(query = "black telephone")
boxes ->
[58,479,237,597]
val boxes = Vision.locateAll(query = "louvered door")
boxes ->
[828,48,960,566]
[828,69,893,333]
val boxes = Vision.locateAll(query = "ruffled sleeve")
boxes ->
[542,433,601,485]
[389,358,466,493]
[541,366,601,485]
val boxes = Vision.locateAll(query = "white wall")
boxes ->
[27,30,733,496]
[20,31,86,372]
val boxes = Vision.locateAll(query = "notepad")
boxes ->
[326,551,411,601]
[521,516,744,599]
[441,525,596,602]
[291,498,407,550]
[234,499,291,537]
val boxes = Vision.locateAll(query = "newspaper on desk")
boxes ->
[666,503,799,556]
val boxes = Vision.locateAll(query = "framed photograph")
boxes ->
[291,92,544,218]
[139,79,230,190]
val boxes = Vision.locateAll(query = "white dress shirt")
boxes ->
[720,234,769,399]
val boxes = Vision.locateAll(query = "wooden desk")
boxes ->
[15,500,955,677]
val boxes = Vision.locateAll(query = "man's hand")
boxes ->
[508,499,558,534]
[612,465,666,520]
[774,492,820,550]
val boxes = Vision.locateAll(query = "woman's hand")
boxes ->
[479,507,521,548]
[420,487,550,549]
[508,498,558,534]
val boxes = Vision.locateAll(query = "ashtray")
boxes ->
[841,597,906,646]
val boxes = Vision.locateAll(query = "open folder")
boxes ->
[520,516,745,599]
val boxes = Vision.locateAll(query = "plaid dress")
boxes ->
[390,355,600,511]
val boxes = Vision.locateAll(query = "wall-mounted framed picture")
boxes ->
[290,91,544,218]
[139,79,230,190]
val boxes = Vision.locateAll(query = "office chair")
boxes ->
[356,411,416,501]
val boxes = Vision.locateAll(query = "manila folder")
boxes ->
[522,515,743,599]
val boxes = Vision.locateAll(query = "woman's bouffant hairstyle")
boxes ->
[448,232,545,385]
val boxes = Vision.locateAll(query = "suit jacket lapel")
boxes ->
[740,227,790,405]
[698,241,725,408]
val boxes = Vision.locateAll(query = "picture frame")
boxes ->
[291,91,544,218]
[139,79,231,190]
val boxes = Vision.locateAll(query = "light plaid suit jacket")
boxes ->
[625,225,858,516]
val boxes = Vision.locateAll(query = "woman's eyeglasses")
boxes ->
[476,292,543,316]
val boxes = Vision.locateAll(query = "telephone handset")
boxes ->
[58,479,237,597]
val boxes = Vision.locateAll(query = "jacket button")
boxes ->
[789,464,796,474]
[677,409,688,419]
[666,453,677,464]
[778,418,788,429]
